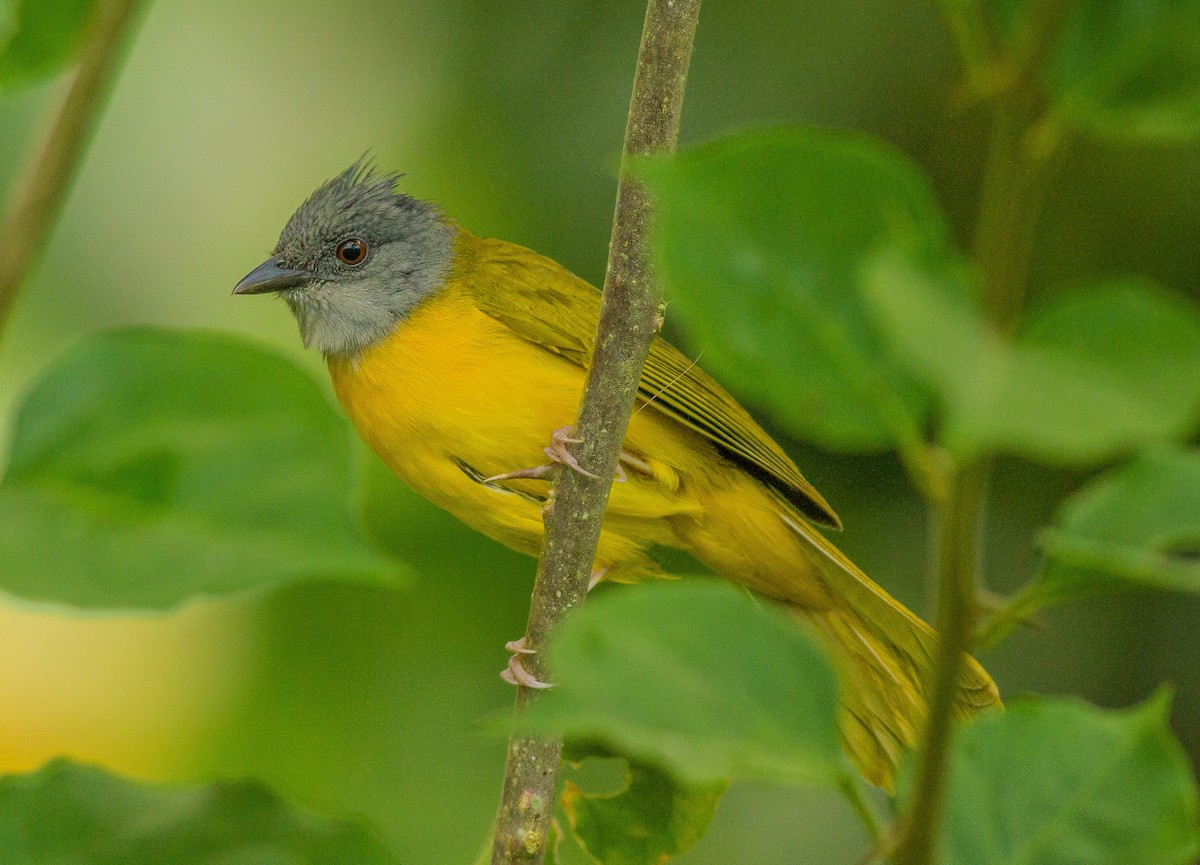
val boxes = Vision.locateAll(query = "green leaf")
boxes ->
[562,759,725,865]
[901,693,1200,865]
[0,0,98,88]
[862,251,1200,462]
[991,0,1200,143]
[0,326,399,609]
[1051,1,1200,143]
[0,759,400,864]
[520,580,844,786]
[1029,448,1200,609]
[639,126,952,451]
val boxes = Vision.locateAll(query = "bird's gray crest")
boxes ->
[255,158,455,358]
[274,156,416,269]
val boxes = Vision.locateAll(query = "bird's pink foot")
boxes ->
[505,636,535,654]
[542,425,598,479]
[500,636,554,689]
[483,463,556,484]
[499,570,607,688]
[484,425,599,485]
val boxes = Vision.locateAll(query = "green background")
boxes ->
[1,1,1197,863]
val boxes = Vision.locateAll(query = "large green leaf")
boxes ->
[0,0,98,87]
[0,326,399,609]
[562,759,724,865]
[639,126,951,451]
[520,580,844,787]
[0,759,400,864]
[863,250,1200,462]
[900,693,1200,865]
[1029,448,1200,607]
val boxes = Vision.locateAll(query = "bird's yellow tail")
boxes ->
[778,509,1001,790]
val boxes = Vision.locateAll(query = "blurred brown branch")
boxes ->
[0,0,145,338]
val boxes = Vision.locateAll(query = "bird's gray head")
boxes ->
[234,160,454,357]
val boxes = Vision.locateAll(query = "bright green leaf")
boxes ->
[0,326,399,609]
[563,759,725,865]
[0,0,98,88]
[520,580,844,786]
[640,126,952,451]
[901,693,1200,865]
[1028,448,1200,609]
[0,759,400,864]
[863,250,1200,462]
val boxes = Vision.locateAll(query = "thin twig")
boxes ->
[894,5,1076,863]
[893,462,986,865]
[932,0,993,77]
[0,0,144,337]
[489,2,700,863]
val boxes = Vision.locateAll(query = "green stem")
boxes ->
[933,0,993,77]
[974,0,1074,332]
[973,92,1050,333]
[0,0,145,339]
[488,2,701,862]
[893,461,986,865]
[894,4,1076,862]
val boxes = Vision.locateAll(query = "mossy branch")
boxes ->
[0,0,144,338]
[489,1,701,862]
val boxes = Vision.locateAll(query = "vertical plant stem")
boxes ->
[0,0,145,338]
[973,92,1050,333]
[895,5,1073,862]
[489,2,701,863]
[975,0,1074,332]
[893,461,985,865]
[933,0,993,76]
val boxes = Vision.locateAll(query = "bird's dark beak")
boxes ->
[233,257,310,295]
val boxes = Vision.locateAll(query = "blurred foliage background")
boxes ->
[0,1,1197,863]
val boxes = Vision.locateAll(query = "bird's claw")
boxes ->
[484,425,603,485]
[505,636,536,654]
[588,565,608,591]
[543,426,599,479]
[484,464,556,484]
[499,571,606,689]
[500,638,554,689]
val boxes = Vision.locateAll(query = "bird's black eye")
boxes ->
[336,238,368,266]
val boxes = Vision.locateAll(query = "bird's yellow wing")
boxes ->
[460,232,841,529]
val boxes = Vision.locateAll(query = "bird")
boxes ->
[234,160,1000,789]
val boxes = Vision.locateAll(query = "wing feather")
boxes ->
[461,232,841,528]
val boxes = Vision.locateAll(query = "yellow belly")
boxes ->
[328,282,692,577]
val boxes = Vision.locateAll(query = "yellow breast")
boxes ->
[327,262,692,575]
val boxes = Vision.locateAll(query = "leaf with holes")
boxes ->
[562,758,725,865]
